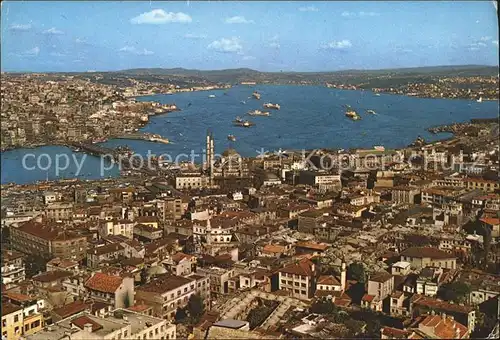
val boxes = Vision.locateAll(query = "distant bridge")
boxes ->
[70,142,157,176]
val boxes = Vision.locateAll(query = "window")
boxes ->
[25,324,30,332]
[301,290,306,295]
[14,315,19,323]
[301,283,306,288]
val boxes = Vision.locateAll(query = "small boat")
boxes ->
[209,95,216,98]
[366,110,376,114]
[241,101,246,104]
[477,97,483,103]
[263,103,280,110]
[252,91,261,100]
[233,119,255,127]
[227,134,236,141]
[248,110,270,116]
[375,93,381,97]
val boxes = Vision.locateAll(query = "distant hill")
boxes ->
[116,65,498,85]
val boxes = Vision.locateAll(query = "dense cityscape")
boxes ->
[2,1,500,340]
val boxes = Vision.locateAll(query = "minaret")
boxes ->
[205,130,211,172]
[340,259,347,292]
[209,131,214,186]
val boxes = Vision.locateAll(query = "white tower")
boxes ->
[341,260,347,292]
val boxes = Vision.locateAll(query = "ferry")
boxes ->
[252,91,261,100]
[233,119,255,127]
[248,110,270,116]
[345,105,361,121]
[366,110,376,114]
[227,134,236,141]
[263,103,280,110]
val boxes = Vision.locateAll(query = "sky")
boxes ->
[1,1,499,72]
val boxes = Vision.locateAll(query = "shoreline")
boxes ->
[2,118,496,187]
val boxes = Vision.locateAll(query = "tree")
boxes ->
[140,267,148,285]
[187,294,204,323]
[348,262,366,283]
[439,282,471,303]
[175,308,187,322]
[247,306,271,329]
[310,299,336,315]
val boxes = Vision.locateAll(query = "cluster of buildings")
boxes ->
[373,76,499,100]
[1,119,499,339]
[0,74,228,150]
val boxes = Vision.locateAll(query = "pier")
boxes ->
[115,133,170,144]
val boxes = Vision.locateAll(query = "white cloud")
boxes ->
[43,27,64,35]
[119,46,154,55]
[50,52,66,57]
[480,36,492,41]
[131,9,192,24]
[322,40,352,50]
[207,37,242,53]
[225,16,254,24]
[17,47,40,57]
[243,55,256,61]
[492,40,499,46]
[9,23,32,31]
[341,11,379,17]
[184,33,207,39]
[298,6,318,12]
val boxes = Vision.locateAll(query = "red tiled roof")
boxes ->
[318,275,341,286]
[84,273,123,293]
[295,241,329,251]
[419,314,469,339]
[381,327,412,339]
[71,315,103,332]
[362,294,375,302]
[400,247,456,260]
[369,271,393,283]
[279,259,315,277]
[53,300,89,318]
[480,217,500,225]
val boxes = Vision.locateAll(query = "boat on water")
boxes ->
[209,94,216,98]
[345,105,361,121]
[241,100,246,104]
[477,97,483,103]
[248,109,270,116]
[227,134,236,141]
[263,103,280,110]
[375,93,381,97]
[233,118,255,127]
[366,109,376,114]
[252,91,261,100]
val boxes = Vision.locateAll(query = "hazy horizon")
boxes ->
[1,1,499,73]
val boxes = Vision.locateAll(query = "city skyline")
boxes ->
[1,1,499,72]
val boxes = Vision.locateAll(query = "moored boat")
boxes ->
[248,110,270,116]
[263,103,280,110]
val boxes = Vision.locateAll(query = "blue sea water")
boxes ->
[1,85,498,184]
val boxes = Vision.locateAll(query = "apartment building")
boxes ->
[277,259,316,300]
[10,221,87,261]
